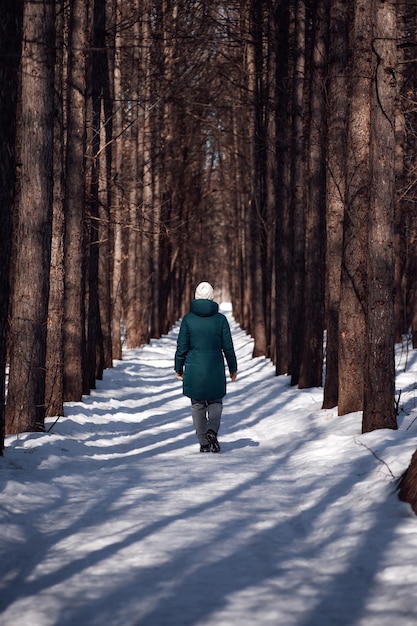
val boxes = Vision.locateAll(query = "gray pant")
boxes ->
[191,398,223,445]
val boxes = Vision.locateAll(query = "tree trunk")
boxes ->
[362,0,397,433]
[45,0,65,418]
[393,0,410,342]
[338,0,371,416]
[322,0,349,408]
[63,0,89,401]
[6,0,55,434]
[111,0,123,360]
[0,1,22,447]
[125,7,141,350]
[249,0,268,358]
[98,0,114,370]
[274,0,291,376]
[398,449,417,514]
[289,0,306,385]
[299,0,328,389]
[86,0,108,388]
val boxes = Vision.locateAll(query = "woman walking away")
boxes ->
[174,282,238,453]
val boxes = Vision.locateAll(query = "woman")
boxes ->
[174,281,238,453]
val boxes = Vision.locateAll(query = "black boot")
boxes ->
[207,430,221,453]
[200,444,210,453]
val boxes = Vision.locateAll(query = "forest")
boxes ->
[1,0,417,492]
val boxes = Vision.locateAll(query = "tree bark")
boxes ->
[338,0,371,416]
[274,0,291,376]
[289,0,306,385]
[299,0,328,389]
[111,0,123,360]
[398,449,417,514]
[362,0,397,433]
[6,0,55,434]
[0,1,22,446]
[322,0,349,408]
[63,0,89,401]
[86,0,108,388]
[249,0,268,358]
[45,0,65,418]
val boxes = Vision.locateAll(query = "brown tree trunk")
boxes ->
[393,0,411,342]
[274,0,291,376]
[98,0,114,370]
[46,0,65,418]
[111,0,123,360]
[63,0,89,401]
[0,2,22,447]
[289,0,306,385]
[249,0,268,358]
[6,0,55,434]
[322,0,349,408]
[299,0,328,389]
[362,0,397,433]
[98,102,113,369]
[125,8,141,350]
[86,0,108,388]
[398,449,417,514]
[338,0,371,416]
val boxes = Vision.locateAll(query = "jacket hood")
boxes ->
[191,299,219,317]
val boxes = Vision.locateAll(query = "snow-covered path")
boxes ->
[2,306,417,626]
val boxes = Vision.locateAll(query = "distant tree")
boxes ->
[0,1,22,447]
[6,0,55,434]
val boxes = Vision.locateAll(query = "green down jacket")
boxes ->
[175,299,238,400]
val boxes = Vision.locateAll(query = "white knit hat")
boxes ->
[195,281,214,300]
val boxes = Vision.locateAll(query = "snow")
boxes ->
[1,304,417,626]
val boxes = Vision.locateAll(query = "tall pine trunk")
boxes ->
[338,0,371,416]
[63,0,89,401]
[289,0,306,385]
[322,0,349,408]
[45,0,65,418]
[111,0,123,360]
[274,0,291,376]
[6,0,55,434]
[362,0,397,433]
[0,1,22,446]
[299,0,328,389]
